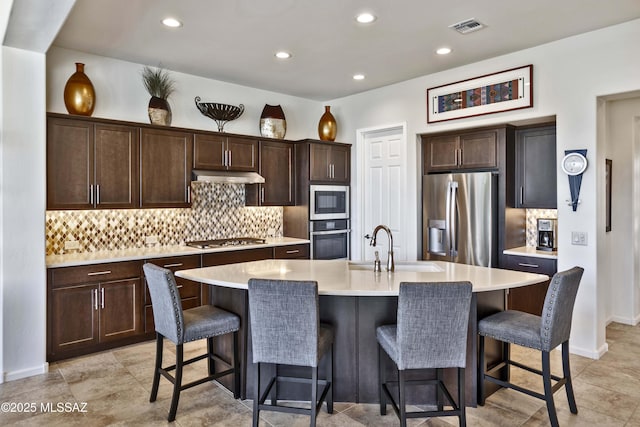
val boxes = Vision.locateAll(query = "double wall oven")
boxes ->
[309,185,350,259]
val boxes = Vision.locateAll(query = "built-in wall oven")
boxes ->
[309,185,349,220]
[310,219,350,260]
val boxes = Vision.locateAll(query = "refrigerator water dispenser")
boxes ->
[428,219,446,255]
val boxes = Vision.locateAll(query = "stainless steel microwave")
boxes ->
[309,185,349,220]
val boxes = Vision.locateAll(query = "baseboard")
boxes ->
[3,362,49,382]
[608,314,640,326]
[569,342,608,360]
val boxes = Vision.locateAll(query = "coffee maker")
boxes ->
[536,218,557,251]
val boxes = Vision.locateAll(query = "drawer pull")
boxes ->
[163,263,183,268]
[286,250,300,254]
[518,262,539,268]
[87,270,112,276]
[176,285,183,289]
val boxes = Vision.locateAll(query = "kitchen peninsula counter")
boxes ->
[175,259,548,295]
[176,259,548,405]
[45,237,309,268]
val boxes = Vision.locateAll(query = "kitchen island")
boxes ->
[176,259,548,405]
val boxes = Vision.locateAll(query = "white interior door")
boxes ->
[360,125,407,262]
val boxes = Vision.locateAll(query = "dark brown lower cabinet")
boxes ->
[47,261,143,361]
[501,254,557,316]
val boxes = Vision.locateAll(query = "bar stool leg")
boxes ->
[327,345,334,414]
[378,345,386,415]
[436,368,444,411]
[168,344,184,422]
[253,362,260,427]
[207,337,215,376]
[150,333,163,402]
[270,364,277,406]
[478,335,486,406]
[562,341,578,414]
[311,366,318,427]
[233,331,240,399]
[398,369,407,427]
[542,351,559,427]
[459,367,466,427]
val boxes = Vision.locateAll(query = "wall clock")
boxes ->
[561,152,588,176]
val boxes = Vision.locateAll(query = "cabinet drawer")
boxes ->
[273,244,310,259]
[145,255,200,271]
[50,261,141,288]
[501,255,557,276]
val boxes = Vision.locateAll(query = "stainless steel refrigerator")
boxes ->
[422,172,498,267]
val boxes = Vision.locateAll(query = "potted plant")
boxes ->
[141,66,175,126]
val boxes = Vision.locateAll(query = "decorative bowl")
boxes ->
[195,96,244,132]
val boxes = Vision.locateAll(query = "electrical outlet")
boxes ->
[571,231,588,246]
[64,240,80,251]
[145,235,159,246]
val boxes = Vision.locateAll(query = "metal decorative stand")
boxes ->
[194,96,244,132]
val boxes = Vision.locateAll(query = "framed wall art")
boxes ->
[427,64,533,123]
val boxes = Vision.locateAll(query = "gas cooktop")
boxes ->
[185,237,266,249]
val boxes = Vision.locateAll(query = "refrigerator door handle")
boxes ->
[449,181,459,258]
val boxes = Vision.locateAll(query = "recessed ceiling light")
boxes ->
[356,13,376,24]
[436,47,452,55]
[162,17,182,28]
[353,74,365,80]
[275,51,292,59]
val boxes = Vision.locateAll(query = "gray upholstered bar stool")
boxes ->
[247,278,333,427]
[478,266,584,427]
[377,281,473,427]
[143,263,241,422]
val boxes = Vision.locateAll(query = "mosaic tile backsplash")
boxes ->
[46,182,282,255]
[525,208,558,247]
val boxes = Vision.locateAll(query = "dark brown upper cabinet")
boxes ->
[194,133,258,172]
[309,142,350,184]
[140,128,193,208]
[246,140,294,206]
[47,116,138,210]
[423,129,498,173]
[514,125,557,208]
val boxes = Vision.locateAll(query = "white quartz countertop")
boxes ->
[45,237,310,268]
[175,259,549,296]
[503,246,558,259]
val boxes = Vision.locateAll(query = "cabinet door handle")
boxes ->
[332,164,335,178]
[89,185,94,205]
[228,150,232,167]
[96,184,100,205]
[457,148,462,166]
[100,287,105,309]
[224,150,228,167]
[87,270,112,276]
[286,249,300,254]
[93,289,98,310]
[520,186,524,205]
[163,263,183,268]
[261,187,265,203]
[187,186,191,203]
[518,262,539,268]
[327,164,331,178]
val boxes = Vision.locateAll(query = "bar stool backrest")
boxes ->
[540,266,584,351]
[248,279,320,367]
[143,263,185,344]
[397,282,472,370]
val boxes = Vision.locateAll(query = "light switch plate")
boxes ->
[571,231,588,246]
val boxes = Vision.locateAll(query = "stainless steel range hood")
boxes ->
[192,170,265,184]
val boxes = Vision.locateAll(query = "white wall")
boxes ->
[329,19,640,358]
[604,96,640,325]
[1,46,48,381]
[47,47,324,140]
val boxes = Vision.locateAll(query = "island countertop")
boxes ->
[175,259,548,296]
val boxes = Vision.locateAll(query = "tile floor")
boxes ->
[1,322,639,426]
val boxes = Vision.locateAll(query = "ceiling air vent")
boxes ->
[449,18,485,34]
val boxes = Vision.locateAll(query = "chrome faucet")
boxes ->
[366,225,395,272]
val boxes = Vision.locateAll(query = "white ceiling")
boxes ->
[7,0,640,101]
